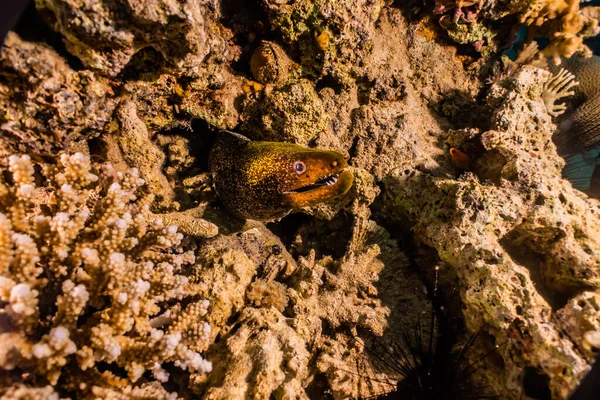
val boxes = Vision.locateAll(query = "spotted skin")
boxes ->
[209,131,353,221]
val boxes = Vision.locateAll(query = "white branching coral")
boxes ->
[0,154,211,398]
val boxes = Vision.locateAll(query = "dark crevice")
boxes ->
[96,361,128,378]
[116,46,167,82]
[13,2,85,71]
[305,371,335,400]
[219,0,276,76]
[499,233,568,310]
[173,118,220,173]
[315,74,344,94]
[266,212,311,252]
[522,367,551,400]
[161,362,193,397]
[347,136,360,166]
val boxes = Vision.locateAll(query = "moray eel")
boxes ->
[208,131,353,221]
[550,56,600,151]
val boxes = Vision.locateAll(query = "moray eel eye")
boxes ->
[294,160,307,174]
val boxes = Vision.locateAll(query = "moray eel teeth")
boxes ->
[286,170,347,192]
[209,130,354,221]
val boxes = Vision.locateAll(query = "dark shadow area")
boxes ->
[287,212,353,260]
[165,118,220,174]
[96,361,128,378]
[570,357,600,400]
[305,371,336,400]
[266,212,311,253]
[116,46,167,82]
[219,0,276,76]
[522,367,551,400]
[353,253,503,400]
[316,74,345,95]
[353,207,499,397]
[0,0,31,45]
[347,136,361,167]
[162,362,194,398]
[265,209,354,262]
[13,2,85,71]
[500,232,569,310]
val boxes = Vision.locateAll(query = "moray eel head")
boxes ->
[209,131,353,221]
[281,149,353,207]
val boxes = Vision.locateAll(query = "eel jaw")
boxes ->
[286,172,343,193]
[283,169,353,207]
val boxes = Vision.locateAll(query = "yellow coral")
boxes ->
[519,0,597,64]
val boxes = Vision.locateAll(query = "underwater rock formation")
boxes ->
[381,66,600,398]
[0,33,117,163]
[1,0,599,399]
[35,0,221,77]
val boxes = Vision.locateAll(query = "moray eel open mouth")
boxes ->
[283,167,353,208]
[209,130,354,220]
[287,171,346,193]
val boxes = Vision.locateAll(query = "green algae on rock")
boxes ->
[209,131,353,221]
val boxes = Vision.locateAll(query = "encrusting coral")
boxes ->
[0,153,212,398]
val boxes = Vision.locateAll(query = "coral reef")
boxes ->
[193,220,429,400]
[557,291,600,359]
[0,154,211,398]
[241,79,329,144]
[1,0,599,399]
[35,0,221,77]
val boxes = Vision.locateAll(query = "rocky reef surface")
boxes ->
[1,1,599,399]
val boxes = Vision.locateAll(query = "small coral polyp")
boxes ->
[0,153,212,398]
